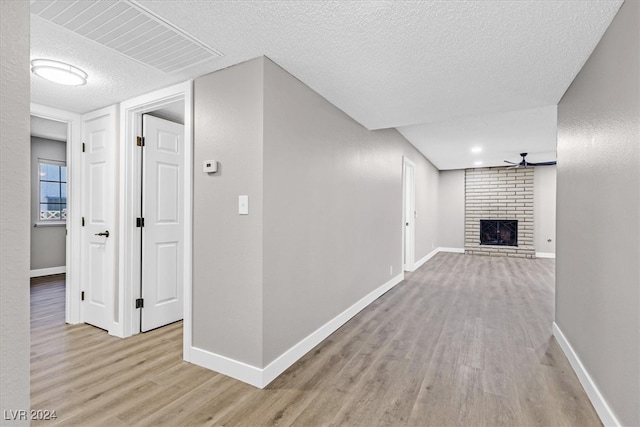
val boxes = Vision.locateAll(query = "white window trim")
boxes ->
[35,158,67,227]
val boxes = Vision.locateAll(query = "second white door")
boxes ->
[140,115,185,332]
[403,158,416,271]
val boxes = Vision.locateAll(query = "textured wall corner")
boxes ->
[556,1,640,425]
[1,0,31,423]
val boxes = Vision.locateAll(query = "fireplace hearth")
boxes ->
[480,220,518,247]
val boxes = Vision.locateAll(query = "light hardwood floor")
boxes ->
[31,254,601,426]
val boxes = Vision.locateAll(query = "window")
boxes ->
[38,160,67,222]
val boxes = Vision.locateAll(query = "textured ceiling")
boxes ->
[30,0,622,169]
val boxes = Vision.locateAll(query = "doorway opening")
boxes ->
[30,104,82,325]
[118,81,193,352]
[30,115,68,326]
[138,109,185,332]
[30,83,192,341]
[30,115,68,281]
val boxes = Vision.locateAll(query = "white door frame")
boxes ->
[117,81,193,357]
[403,157,416,272]
[30,103,82,325]
[140,115,185,332]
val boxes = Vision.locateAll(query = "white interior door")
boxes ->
[403,159,416,271]
[81,107,116,330]
[141,115,184,332]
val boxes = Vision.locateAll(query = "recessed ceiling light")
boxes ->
[471,147,482,153]
[31,59,87,86]
[474,161,483,166]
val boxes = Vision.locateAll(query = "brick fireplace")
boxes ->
[465,167,535,258]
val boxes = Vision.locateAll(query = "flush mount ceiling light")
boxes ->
[31,59,87,86]
[471,147,483,153]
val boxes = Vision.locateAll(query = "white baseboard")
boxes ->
[438,247,465,254]
[536,252,556,259]
[190,346,263,387]
[413,248,439,270]
[552,322,620,427]
[261,272,404,386]
[411,247,465,272]
[30,266,66,277]
[189,272,405,389]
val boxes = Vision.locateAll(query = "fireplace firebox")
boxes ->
[480,220,518,246]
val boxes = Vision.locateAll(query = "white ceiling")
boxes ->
[30,0,623,169]
[399,105,558,170]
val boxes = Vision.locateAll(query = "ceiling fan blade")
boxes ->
[528,161,557,166]
[504,160,517,164]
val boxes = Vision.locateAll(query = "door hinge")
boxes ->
[136,217,144,227]
[82,217,85,227]
[82,142,85,152]
[136,298,144,309]
[136,136,145,147]
[81,291,85,301]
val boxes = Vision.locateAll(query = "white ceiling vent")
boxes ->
[30,0,222,73]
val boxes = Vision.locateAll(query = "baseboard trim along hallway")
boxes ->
[190,272,406,388]
[553,322,620,427]
[31,254,603,425]
[413,247,465,271]
[30,266,66,277]
[536,252,556,259]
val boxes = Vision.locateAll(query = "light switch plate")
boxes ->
[239,195,248,215]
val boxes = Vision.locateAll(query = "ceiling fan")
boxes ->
[504,153,556,168]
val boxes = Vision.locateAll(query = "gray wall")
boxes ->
[556,1,639,426]
[417,157,440,258]
[261,58,438,365]
[31,136,67,271]
[193,58,265,366]
[437,169,465,249]
[193,57,439,368]
[0,0,31,422]
[533,166,556,255]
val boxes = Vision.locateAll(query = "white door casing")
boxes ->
[140,115,185,332]
[30,103,82,325]
[403,157,416,271]
[118,81,192,358]
[81,106,117,331]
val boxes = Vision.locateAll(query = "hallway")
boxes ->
[30,254,601,426]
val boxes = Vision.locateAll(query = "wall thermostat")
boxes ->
[203,160,218,173]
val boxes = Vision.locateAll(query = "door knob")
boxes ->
[95,231,110,238]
